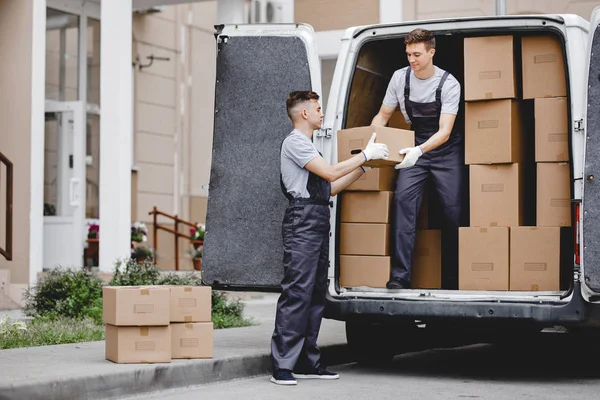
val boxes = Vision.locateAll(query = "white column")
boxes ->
[99,0,132,272]
[29,0,47,285]
[379,0,403,24]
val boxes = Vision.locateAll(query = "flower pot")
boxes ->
[193,257,202,271]
[192,240,204,250]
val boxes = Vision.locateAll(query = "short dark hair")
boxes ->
[286,90,320,120]
[405,28,435,50]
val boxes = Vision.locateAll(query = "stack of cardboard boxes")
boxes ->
[103,285,213,363]
[460,34,570,292]
[336,122,443,289]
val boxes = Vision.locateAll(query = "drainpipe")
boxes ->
[496,0,507,16]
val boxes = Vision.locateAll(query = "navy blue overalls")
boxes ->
[271,143,332,372]
[391,67,464,289]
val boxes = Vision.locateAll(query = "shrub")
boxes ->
[23,268,104,323]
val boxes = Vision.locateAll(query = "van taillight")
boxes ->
[575,201,581,265]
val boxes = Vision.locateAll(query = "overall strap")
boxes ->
[435,70,451,109]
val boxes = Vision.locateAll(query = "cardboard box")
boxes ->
[465,100,525,164]
[459,227,509,290]
[339,256,390,288]
[346,167,396,191]
[171,322,214,359]
[535,97,569,162]
[105,325,171,364]
[411,230,441,289]
[522,35,566,99]
[340,191,392,223]
[340,223,389,256]
[388,110,411,130]
[510,227,560,291]
[469,164,524,227]
[337,125,414,167]
[170,286,212,323]
[537,162,571,227]
[103,286,170,326]
[464,36,516,101]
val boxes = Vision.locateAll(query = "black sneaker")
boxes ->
[270,369,297,385]
[293,368,339,380]
[386,278,410,289]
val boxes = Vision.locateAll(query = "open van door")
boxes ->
[582,7,600,298]
[202,24,322,291]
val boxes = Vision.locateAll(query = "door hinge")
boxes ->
[315,128,332,139]
[575,119,584,133]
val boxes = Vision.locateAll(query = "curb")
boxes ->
[0,344,351,400]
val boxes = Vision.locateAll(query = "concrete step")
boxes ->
[0,291,19,311]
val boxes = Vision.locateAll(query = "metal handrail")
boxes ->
[148,206,201,271]
[0,152,13,260]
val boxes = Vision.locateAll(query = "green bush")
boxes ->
[23,268,104,323]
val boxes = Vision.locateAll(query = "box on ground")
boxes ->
[465,99,525,164]
[469,164,525,227]
[341,191,392,223]
[537,162,571,227]
[535,97,569,162]
[459,227,509,290]
[522,34,567,99]
[339,255,390,288]
[170,286,212,323]
[105,325,171,364]
[337,125,414,167]
[103,286,170,326]
[464,35,516,101]
[411,230,441,289]
[510,227,562,291]
[346,167,396,191]
[340,223,389,256]
[171,322,214,359]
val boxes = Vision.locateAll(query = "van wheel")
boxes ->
[345,321,410,366]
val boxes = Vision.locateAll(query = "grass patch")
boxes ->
[0,317,105,350]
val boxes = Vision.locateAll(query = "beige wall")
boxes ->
[403,0,598,21]
[131,2,216,270]
[0,0,34,284]
[294,0,380,31]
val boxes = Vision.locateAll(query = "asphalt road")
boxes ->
[121,331,600,400]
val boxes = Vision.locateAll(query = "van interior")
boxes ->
[336,28,575,299]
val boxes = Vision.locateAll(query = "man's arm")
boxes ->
[330,168,364,196]
[371,104,396,127]
[304,153,367,183]
[418,113,456,153]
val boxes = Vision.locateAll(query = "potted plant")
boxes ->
[131,221,148,245]
[87,222,99,240]
[190,223,206,250]
[191,249,202,271]
[131,246,153,264]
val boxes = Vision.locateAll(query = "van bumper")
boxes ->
[324,283,600,328]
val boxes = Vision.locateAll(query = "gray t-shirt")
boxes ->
[281,130,320,198]
[383,66,461,124]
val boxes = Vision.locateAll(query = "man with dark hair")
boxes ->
[270,90,389,385]
[372,27,463,290]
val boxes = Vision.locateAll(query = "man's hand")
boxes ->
[362,133,389,161]
[395,146,423,169]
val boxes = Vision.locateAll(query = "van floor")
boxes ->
[339,31,574,295]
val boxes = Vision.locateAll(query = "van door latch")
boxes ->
[575,119,584,133]
[316,128,332,139]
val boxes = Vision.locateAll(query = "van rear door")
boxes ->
[582,7,600,298]
[202,24,322,291]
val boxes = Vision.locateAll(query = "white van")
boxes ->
[202,10,600,362]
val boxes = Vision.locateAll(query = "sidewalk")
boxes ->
[0,292,350,400]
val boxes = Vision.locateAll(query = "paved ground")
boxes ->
[120,334,600,400]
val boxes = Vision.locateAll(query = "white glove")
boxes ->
[362,133,389,161]
[395,146,423,169]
